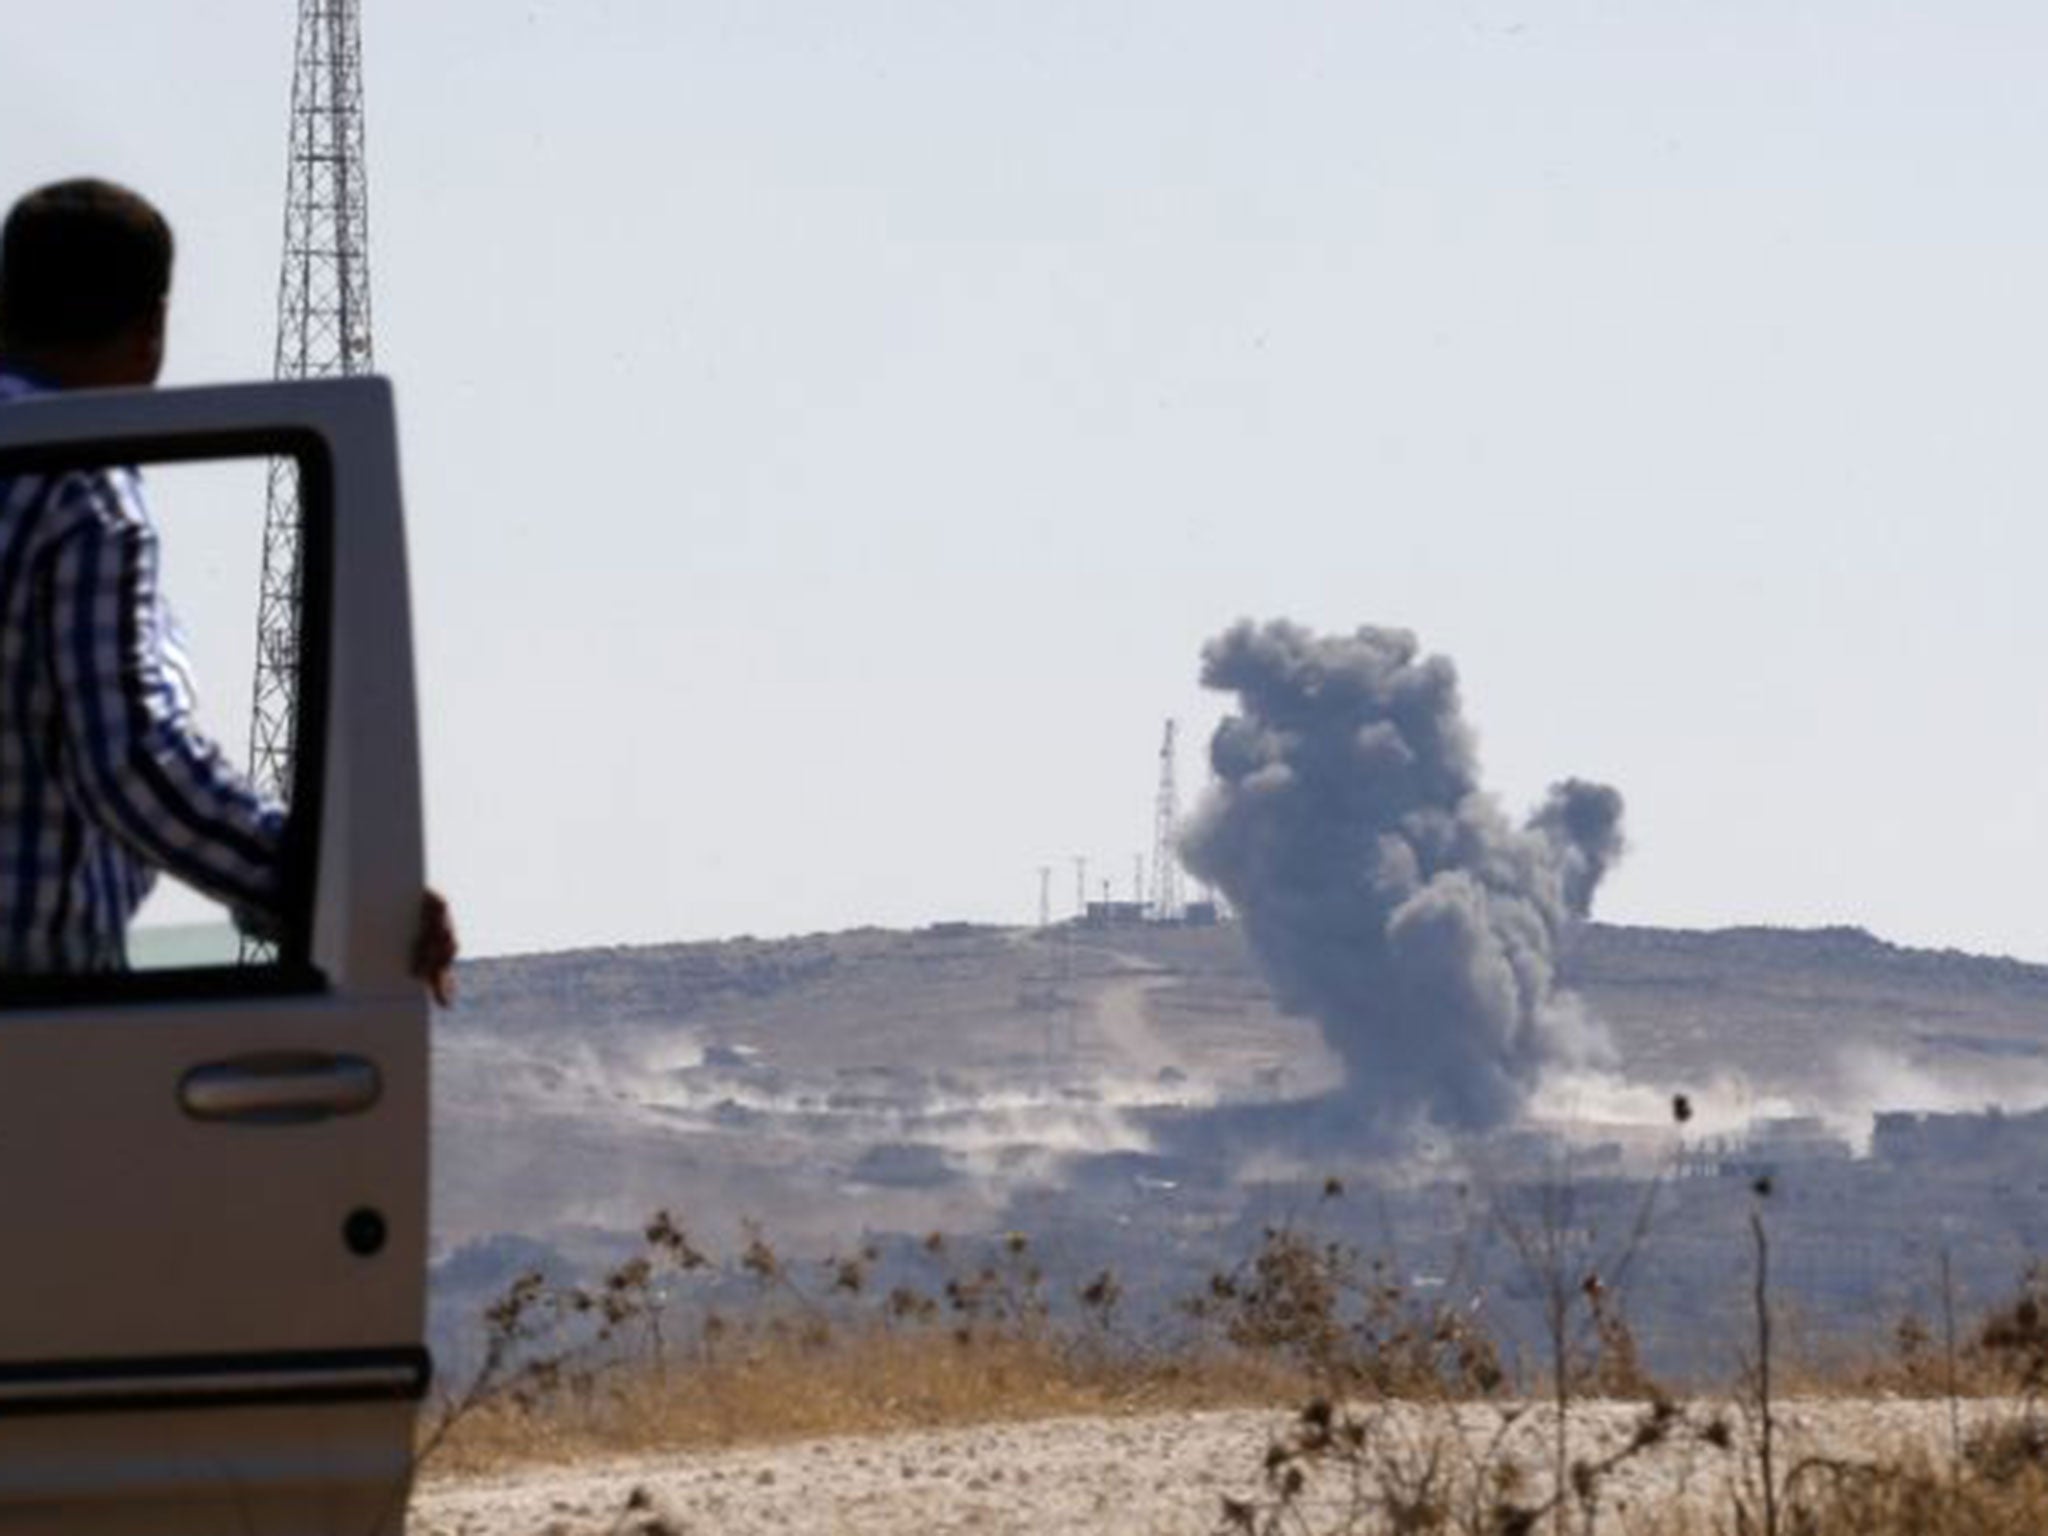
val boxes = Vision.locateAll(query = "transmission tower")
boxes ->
[244,2,374,956]
[1150,719,1183,922]
[249,0,374,802]
[245,1,374,946]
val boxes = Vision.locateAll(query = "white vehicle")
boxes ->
[0,378,429,1532]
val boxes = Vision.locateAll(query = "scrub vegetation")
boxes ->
[424,1214,1297,1472]
[420,1167,2048,1536]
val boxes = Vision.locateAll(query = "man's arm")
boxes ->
[42,471,285,924]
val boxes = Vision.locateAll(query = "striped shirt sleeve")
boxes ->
[41,469,286,925]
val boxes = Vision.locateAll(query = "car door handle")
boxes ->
[179,1052,382,1124]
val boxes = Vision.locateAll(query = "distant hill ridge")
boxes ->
[447,920,2048,1089]
[1573,921,2048,987]
[465,919,2048,980]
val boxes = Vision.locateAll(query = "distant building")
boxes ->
[1083,900,1148,929]
[1672,1116,1853,1184]
[1873,1106,2035,1165]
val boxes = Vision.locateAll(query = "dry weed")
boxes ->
[427,1217,1303,1472]
[417,1187,2048,1536]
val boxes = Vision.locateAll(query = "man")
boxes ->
[0,177,455,997]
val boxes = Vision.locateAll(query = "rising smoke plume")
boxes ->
[1181,620,1625,1134]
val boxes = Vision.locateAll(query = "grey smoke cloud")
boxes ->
[1531,779,1626,920]
[1181,620,1625,1133]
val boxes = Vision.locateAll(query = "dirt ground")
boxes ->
[412,1396,2001,1535]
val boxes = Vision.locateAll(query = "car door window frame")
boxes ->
[0,426,334,1008]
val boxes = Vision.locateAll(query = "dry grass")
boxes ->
[418,1197,2048,1534]
[423,1213,1313,1474]
[430,1327,1301,1473]
[1779,1449,2048,1536]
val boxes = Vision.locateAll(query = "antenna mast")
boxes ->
[250,2,374,799]
[1150,719,1183,921]
[244,0,374,955]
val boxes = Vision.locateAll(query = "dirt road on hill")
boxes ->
[413,1397,1993,1535]
[1086,968,1187,1085]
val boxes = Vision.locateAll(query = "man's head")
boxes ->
[0,179,172,389]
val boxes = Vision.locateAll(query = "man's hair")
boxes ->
[0,179,173,352]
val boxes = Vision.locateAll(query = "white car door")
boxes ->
[0,378,430,1534]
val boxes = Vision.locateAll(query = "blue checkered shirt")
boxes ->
[0,370,285,971]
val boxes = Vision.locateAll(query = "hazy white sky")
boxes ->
[5,2,2048,961]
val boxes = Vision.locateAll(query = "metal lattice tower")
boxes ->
[242,1,373,960]
[248,0,374,808]
[1150,720,1183,922]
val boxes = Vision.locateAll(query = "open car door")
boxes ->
[0,377,429,1533]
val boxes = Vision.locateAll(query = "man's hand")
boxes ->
[412,888,458,1007]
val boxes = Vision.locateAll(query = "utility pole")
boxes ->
[1037,865,1051,929]
[1150,719,1183,922]
[246,0,375,956]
